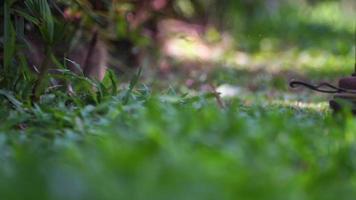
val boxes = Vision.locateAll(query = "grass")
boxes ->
[1,83,356,200]
[1,1,356,199]
[1,90,355,200]
[1,93,355,200]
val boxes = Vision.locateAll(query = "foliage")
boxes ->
[0,0,356,199]
[1,85,356,200]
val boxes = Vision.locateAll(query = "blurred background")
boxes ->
[1,0,355,102]
[76,0,355,102]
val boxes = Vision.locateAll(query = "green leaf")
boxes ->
[3,1,16,76]
[65,58,84,76]
[13,9,40,25]
[25,0,54,44]
[123,67,142,104]
[0,89,24,112]
[108,70,118,95]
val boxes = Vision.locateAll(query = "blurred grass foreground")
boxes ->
[0,0,356,200]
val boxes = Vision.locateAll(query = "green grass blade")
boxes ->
[0,89,24,112]
[3,1,16,77]
[13,9,40,25]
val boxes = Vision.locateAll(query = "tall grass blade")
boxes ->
[0,89,24,112]
[3,0,16,79]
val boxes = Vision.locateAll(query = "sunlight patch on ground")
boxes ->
[162,33,233,63]
[226,47,353,76]
[162,33,352,77]
[270,100,330,112]
[156,8,354,76]
[216,84,242,98]
[158,19,234,64]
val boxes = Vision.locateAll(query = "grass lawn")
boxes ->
[0,1,355,200]
[1,88,355,200]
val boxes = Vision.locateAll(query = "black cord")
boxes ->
[290,80,356,94]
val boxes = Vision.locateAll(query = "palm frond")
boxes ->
[24,0,54,44]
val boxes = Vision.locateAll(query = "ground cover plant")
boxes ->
[1,0,356,199]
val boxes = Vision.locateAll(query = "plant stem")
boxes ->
[31,46,52,102]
